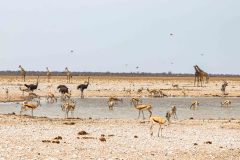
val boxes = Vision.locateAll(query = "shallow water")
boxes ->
[0,97,240,119]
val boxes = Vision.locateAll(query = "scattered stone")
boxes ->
[78,131,88,135]
[52,140,60,144]
[63,122,75,125]
[190,117,194,120]
[54,136,62,140]
[205,141,212,144]
[99,135,106,142]
[134,135,138,138]
[108,134,114,137]
[99,137,106,142]
[82,137,95,139]
[42,140,51,143]
[194,143,198,146]
[89,117,92,119]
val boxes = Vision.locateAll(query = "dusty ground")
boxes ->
[0,75,240,102]
[0,114,239,160]
[0,76,240,159]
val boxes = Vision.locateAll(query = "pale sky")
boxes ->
[0,0,240,74]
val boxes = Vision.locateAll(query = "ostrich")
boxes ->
[57,85,69,94]
[57,85,69,101]
[24,76,39,92]
[150,116,167,137]
[20,100,41,117]
[77,77,90,99]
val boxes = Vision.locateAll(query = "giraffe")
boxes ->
[196,65,209,84]
[19,65,26,82]
[193,65,202,87]
[65,67,72,83]
[46,67,51,82]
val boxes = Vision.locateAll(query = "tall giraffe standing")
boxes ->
[46,67,51,82]
[196,65,209,84]
[193,65,202,87]
[65,67,72,83]
[19,65,26,82]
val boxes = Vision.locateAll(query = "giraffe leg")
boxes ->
[194,76,196,86]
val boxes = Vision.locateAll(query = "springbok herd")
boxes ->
[0,65,236,137]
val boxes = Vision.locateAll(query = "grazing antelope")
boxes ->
[108,100,115,110]
[126,89,131,95]
[165,105,177,123]
[190,101,199,110]
[61,100,76,118]
[46,92,57,103]
[147,89,163,97]
[137,87,144,94]
[108,97,123,103]
[172,84,179,89]
[28,92,40,100]
[221,100,231,107]
[20,100,41,117]
[171,105,177,119]
[130,97,141,106]
[63,91,72,101]
[132,99,152,119]
[150,116,167,137]
[221,81,228,95]
[165,111,172,123]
